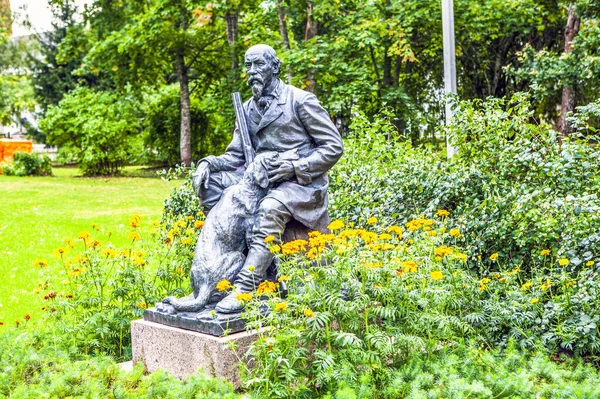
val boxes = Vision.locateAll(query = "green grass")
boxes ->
[0,166,179,327]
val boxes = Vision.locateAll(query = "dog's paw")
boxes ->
[155,302,176,314]
[162,296,176,304]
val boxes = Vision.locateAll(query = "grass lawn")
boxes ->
[0,167,180,327]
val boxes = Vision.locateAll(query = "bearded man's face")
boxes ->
[244,51,275,100]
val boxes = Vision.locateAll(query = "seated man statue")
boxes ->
[193,44,343,314]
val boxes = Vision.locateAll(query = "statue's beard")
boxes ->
[249,78,265,100]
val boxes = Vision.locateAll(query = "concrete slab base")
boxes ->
[131,319,258,388]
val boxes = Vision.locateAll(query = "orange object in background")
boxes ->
[0,139,33,162]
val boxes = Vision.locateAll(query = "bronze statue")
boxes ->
[156,44,343,319]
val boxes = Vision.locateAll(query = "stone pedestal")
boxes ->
[131,319,259,388]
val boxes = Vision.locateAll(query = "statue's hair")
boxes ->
[246,44,281,76]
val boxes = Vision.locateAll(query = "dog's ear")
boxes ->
[253,164,270,188]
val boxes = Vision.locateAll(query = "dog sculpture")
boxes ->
[159,150,299,313]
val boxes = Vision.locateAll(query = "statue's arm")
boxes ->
[199,124,246,173]
[292,94,344,185]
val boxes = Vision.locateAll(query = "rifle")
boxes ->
[232,92,255,168]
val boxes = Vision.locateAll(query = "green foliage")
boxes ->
[40,87,142,175]
[143,85,229,165]
[0,327,240,398]
[34,213,201,360]
[1,152,53,176]
[238,214,600,396]
[330,94,600,268]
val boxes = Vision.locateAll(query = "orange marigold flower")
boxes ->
[194,220,205,229]
[430,271,443,281]
[436,209,450,217]
[216,280,232,292]
[327,219,345,231]
[257,281,278,295]
[236,293,253,302]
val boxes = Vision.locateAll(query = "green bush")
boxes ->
[39,86,142,176]
[0,327,240,398]
[1,152,52,176]
[329,94,600,269]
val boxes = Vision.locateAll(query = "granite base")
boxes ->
[131,319,258,388]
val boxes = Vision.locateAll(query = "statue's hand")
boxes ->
[268,160,295,183]
[193,162,211,192]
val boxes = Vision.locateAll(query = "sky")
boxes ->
[10,0,89,37]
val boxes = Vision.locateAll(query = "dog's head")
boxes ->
[244,150,299,189]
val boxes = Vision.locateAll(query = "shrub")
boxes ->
[329,94,600,270]
[237,217,600,397]
[33,213,202,360]
[1,152,52,176]
[39,87,142,176]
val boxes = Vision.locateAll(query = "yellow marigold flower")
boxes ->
[378,233,392,241]
[540,279,552,291]
[128,232,141,241]
[308,231,321,238]
[88,240,101,248]
[434,246,453,257]
[181,237,192,245]
[328,219,345,231]
[278,275,290,282]
[176,267,184,275]
[64,238,75,247]
[102,249,117,258]
[197,211,204,217]
[437,209,450,217]
[558,258,569,266]
[137,301,147,309]
[490,253,499,261]
[360,231,378,244]
[439,227,447,234]
[130,214,142,228]
[77,231,90,240]
[194,220,205,229]
[449,228,461,238]
[269,244,281,254]
[185,228,195,236]
[367,217,378,225]
[522,282,533,291]
[68,267,84,277]
[530,298,539,304]
[53,247,69,259]
[540,249,551,256]
[430,271,443,281]
[427,230,437,237]
[264,235,275,243]
[381,243,395,251]
[373,284,383,289]
[33,259,49,268]
[336,245,348,255]
[257,281,278,295]
[586,260,595,267]
[216,280,232,292]
[281,239,308,255]
[480,278,491,285]
[151,221,160,227]
[305,247,319,260]
[133,257,146,267]
[453,252,468,262]
[275,302,287,311]
[236,293,252,302]
[386,225,403,235]
[303,309,315,318]
[401,261,418,273]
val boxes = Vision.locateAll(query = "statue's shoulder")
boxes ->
[283,83,315,104]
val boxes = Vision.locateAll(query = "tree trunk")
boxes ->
[558,4,580,136]
[304,2,318,93]
[177,49,192,167]
[277,0,294,83]
[225,10,239,72]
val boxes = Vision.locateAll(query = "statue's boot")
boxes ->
[215,250,273,314]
